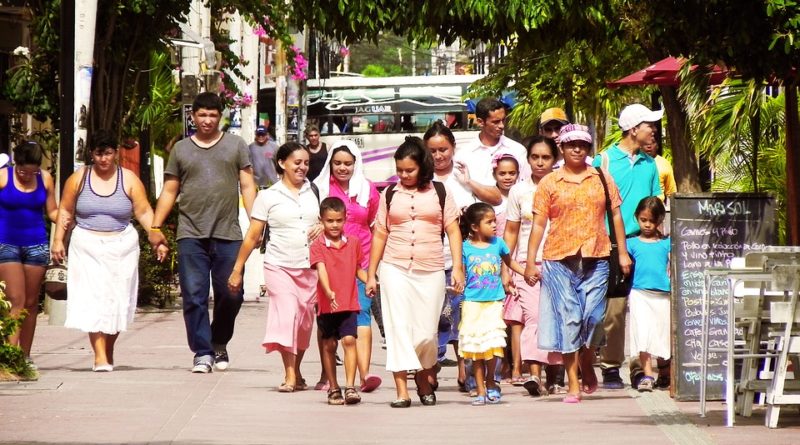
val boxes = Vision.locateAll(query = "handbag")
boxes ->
[596,167,633,298]
[44,262,68,300]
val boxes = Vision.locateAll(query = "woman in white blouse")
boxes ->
[228,142,322,392]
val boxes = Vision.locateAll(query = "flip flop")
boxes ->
[295,378,308,391]
[360,374,382,393]
[582,373,598,394]
[511,376,527,386]
[563,394,581,404]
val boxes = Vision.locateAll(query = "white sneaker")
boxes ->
[192,356,214,373]
[214,350,229,371]
[92,364,113,372]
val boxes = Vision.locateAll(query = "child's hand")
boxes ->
[366,277,378,298]
[523,263,541,287]
[326,290,339,310]
[504,279,518,299]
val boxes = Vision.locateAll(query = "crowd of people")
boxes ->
[0,92,677,408]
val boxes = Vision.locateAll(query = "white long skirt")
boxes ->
[628,288,671,359]
[379,262,445,372]
[65,225,140,334]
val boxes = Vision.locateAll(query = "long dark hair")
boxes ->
[394,136,434,189]
[635,196,667,237]
[460,202,494,240]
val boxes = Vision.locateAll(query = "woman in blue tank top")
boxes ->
[0,141,58,367]
[51,130,167,372]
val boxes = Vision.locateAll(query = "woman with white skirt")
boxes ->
[52,130,166,372]
[366,137,464,408]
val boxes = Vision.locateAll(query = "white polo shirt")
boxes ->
[453,134,530,188]
[252,180,320,268]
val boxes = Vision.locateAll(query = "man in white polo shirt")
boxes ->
[453,98,529,206]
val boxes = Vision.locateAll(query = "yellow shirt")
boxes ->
[655,155,677,198]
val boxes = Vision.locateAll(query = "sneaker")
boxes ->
[630,369,645,390]
[192,356,213,374]
[335,353,343,366]
[214,350,229,371]
[638,376,655,392]
[602,368,625,389]
[439,358,458,367]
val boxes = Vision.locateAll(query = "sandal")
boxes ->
[563,393,581,404]
[486,387,502,404]
[511,376,526,386]
[278,382,295,393]
[344,386,361,405]
[523,376,542,397]
[327,387,344,405]
[471,395,487,406]
[295,378,308,391]
[390,398,411,408]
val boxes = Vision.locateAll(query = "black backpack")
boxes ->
[259,182,320,253]
[385,181,447,240]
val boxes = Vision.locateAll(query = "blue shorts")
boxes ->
[318,311,359,340]
[356,278,372,327]
[0,242,50,266]
[538,257,609,354]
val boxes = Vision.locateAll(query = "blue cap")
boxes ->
[256,125,268,135]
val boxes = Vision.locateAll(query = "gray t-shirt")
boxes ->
[165,133,251,240]
[248,140,279,187]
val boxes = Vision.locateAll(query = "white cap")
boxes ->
[618,104,664,131]
[0,153,8,168]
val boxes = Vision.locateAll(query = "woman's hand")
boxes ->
[450,266,465,294]
[366,276,378,298]
[155,244,169,263]
[51,240,66,264]
[523,263,541,287]
[227,270,243,295]
[307,222,323,241]
[619,251,633,277]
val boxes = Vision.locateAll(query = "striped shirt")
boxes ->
[75,167,133,232]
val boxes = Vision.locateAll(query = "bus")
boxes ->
[305,74,484,183]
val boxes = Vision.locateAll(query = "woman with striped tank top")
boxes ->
[51,130,167,372]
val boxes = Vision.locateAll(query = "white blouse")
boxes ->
[252,180,319,268]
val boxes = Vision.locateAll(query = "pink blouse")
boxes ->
[375,182,460,272]
[328,178,380,269]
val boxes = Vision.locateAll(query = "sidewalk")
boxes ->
[1,302,799,445]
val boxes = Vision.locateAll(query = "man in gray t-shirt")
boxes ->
[149,92,257,374]
[249,125,279,187]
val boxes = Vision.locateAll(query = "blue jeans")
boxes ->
[437,269,463,361]
[177,238,244,358]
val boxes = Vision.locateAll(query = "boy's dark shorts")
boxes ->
[317,311,359,340]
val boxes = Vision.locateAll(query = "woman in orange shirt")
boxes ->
[524,124,631,403]
[366,137,465,408]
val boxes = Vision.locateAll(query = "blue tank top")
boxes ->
[0,166,48,246]
[75,167,133,232]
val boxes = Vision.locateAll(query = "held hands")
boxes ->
[227,270,243,295]
[523,263,542,287]
[365,276,378,298]
[155,244,169,263]
[450,266,465,295]
[148,229,168,250]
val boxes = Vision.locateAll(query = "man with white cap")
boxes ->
[593,103,663,389]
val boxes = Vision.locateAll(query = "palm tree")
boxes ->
[684,78,788,243]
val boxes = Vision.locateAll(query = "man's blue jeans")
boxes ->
[177,238,244,358]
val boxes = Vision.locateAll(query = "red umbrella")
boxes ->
[608,56,728,88]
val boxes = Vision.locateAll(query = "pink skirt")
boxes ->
[262,263,318,354]
[513,264,562,365]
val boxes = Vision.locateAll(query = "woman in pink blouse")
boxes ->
[314,140,382,392]
[366,137,465,408]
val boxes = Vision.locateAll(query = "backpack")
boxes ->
[259,182,320,253]
[385,181,447,240]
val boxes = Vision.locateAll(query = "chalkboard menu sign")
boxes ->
[671,193,775,401]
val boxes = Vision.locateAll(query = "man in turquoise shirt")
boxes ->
[593,103,663,389]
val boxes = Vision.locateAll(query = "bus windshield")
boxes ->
[306,75,483,183]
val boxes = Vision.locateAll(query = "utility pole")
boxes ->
[58,0,75,192]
